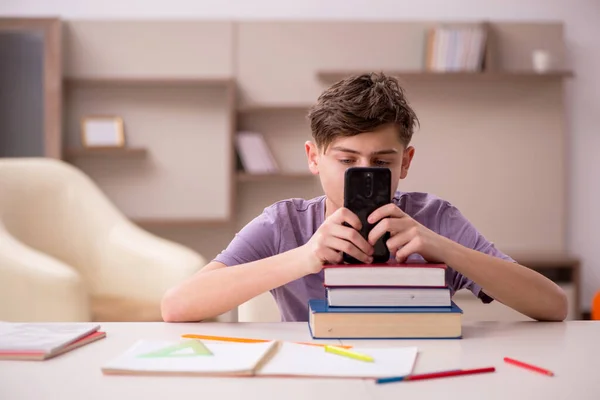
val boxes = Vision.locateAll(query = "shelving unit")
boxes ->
[62,20,235,225]
[64,147,148,158]
[132,218,231,227]
[237,104,312,113]
[236,172,315,182]
[317,70,574,83]
[56,20,580,319]
[64,77,235,87]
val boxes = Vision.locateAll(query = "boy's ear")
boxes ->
[400,146,415,179]
[305,141,320,175]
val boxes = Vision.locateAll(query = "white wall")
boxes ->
[2,0,599,310]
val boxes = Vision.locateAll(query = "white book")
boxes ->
[101,339,418,379]
[468,28,486,71]
[327,287,452,307]
[235,131,278,174]
[433,27,446,72]
[0,322,100,353]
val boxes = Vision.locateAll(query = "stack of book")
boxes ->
[308,263,463,339]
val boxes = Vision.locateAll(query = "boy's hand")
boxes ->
[367,204,446,263]
[302,208,374,274]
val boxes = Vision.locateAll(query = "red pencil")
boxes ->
[503,357,555,376]
[376,367,495,384]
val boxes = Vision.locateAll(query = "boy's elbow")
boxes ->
[539,286,569,322]
[553,287,569,321]
[161,288,188,322]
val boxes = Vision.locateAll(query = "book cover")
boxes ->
[310,299,462,315]
[323,263,447,288]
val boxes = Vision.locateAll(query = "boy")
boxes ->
[161,73,567,323]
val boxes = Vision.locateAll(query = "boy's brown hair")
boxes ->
[307,72,419,150]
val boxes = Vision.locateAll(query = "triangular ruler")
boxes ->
[137,340,213,358]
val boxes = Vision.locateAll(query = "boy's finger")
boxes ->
[326,237,372,264]
[330,224,373,256]
[385,229,414,251]
[368,204,406,224]
[319,248,342,265]
[395,240,419,263]
[368,217,411,245]
[334,208,362,231]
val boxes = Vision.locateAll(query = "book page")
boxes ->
[258,342,418,378]
[102,340,277,375]
[0,322,100,353]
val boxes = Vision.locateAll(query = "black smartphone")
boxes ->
[343,167,392,264]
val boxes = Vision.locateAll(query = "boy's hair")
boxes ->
[307,72,419,150]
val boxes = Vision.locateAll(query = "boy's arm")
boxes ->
[439,242,568,321]
[161,248,311,322]
[161,207,373,322]
[368,204,568,322]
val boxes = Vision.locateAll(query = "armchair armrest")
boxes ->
[0,228,91,322]
[88,221,205,321]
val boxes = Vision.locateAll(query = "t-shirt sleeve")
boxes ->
[440,203,515,303]
[213,207,281,267]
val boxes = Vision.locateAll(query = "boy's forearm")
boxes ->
[162,247,310,322]
[439,237,568,322]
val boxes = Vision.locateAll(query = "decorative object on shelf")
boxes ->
[81,116,125,148]
[532,49,551,73]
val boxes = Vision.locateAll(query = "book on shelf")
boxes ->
[323,262,447,287]
[425,25,487,72]
[0,322,106,361]
[308,299,463,339]
[235,131,279,174]
[326,286,451,307]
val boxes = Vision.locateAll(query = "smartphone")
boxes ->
[343,167,392,264]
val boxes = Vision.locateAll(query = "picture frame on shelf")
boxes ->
[81,116,125,148]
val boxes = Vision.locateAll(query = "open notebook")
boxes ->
[102,339,418,379]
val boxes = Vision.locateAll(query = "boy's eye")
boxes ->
[339,159,354,164]
[374,160,391,166]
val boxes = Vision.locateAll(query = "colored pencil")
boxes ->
[324,345,374,362]
[181,334,353,348]
[503,357,554,376]
[376,367,495,384]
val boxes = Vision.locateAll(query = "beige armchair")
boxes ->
[0,158,205,322]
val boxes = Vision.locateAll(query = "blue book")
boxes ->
[308,299,463,340]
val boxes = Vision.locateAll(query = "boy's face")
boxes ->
[305,125,415,211]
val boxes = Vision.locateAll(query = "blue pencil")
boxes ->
[376,367,494,384]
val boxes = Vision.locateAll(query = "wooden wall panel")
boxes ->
[65,83,232,221]
[64,21,234,78]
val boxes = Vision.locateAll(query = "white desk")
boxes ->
[1,321,599,400]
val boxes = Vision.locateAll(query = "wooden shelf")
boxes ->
[64,147,148,158]
[132,218,230,227]
[511,255,580,269]
[237,104,312,113]
[317,70,574,82]
[237,172,315,182]
[64,77,235,86]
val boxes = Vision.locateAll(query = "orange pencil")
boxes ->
[182,334,268,344]
[504,357,554,376]
[181,334,352,348]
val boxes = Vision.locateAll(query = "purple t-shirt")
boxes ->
[214,191,514,322]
